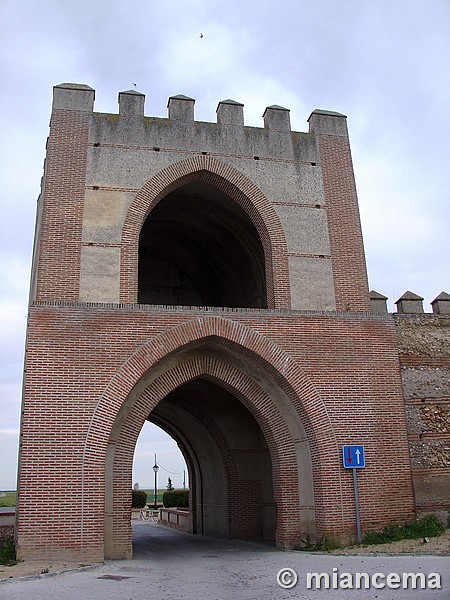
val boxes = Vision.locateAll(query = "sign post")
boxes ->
[342,445,365,543]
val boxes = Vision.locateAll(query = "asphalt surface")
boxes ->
[1,522,449,599]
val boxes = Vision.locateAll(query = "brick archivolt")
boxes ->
[89,316,335,451]
[119,155,291,308]
[82,316,344,554]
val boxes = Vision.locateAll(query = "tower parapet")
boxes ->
[369,290,388,313]
[368,291,450,315]
[52,83,95,111]
[167,94,195,121]
[431,292,450,315]
[308,109,348,137]
[396,291,425,314]
[216,99,244,127]
[263,105,291,131]
[118,89,145,116]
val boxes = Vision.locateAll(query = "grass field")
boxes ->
[0,492,16,508]
[0,489,181,508]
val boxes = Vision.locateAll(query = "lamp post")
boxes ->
[153,454,159,510]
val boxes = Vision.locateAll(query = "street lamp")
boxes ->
[153,454,159,510]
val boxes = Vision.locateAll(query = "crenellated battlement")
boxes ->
[370,290,450,315]
[53,82,95,111]
[52,82,347,139]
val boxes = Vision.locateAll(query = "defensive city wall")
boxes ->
[372,291,449,523]
[16,83,449,562]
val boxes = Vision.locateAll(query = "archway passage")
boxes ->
[148,378,276,542]
[138,182,267,308]
[105,335,319,560]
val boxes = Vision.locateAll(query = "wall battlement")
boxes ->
[53,82,347,135]
[47,83,354,180]
[370,290,450,315]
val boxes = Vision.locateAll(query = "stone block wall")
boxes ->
[395,313,450,521]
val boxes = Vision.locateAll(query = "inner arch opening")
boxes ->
[135,378,276,544]
[138,182,267,308]
[133,421,188,498]
[105,333,318,559]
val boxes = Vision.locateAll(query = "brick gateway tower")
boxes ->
[17,83,415,561]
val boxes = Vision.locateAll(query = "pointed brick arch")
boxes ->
[79,316,344,558]
[107,355,302,558]
[119,156,291,308]
[86,316,335,447]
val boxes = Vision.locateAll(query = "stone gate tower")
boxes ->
[17,83,415,561]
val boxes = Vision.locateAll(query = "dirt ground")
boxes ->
[1,529,449,581]
[0,558,98,580]
[331,528,450,555]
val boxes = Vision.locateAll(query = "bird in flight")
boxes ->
[199,33,203,38]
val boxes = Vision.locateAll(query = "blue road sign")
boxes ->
[343,445,365,468]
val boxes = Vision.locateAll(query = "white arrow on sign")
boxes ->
[355,449,361,465]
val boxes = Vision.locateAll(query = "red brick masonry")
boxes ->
[17,303,414,561]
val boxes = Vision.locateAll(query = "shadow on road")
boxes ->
[132,521,274,561]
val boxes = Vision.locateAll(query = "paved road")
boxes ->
[2,522,448,599]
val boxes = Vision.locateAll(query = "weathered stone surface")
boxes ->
[275,205,330,255]
[79,246,121,302]
[420,403,450,433]
[413,473,450,507]
[82,190,134,244]
[406,402,450,435]
[395,315,450,356]
[409,440,450,468]
[288,256,336,310]
[401,366,450,399]
[398,313,450,512]
[405,405,422,434]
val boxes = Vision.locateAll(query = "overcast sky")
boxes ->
[0,0,449,491]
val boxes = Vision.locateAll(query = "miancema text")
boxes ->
[307,568,441,590]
